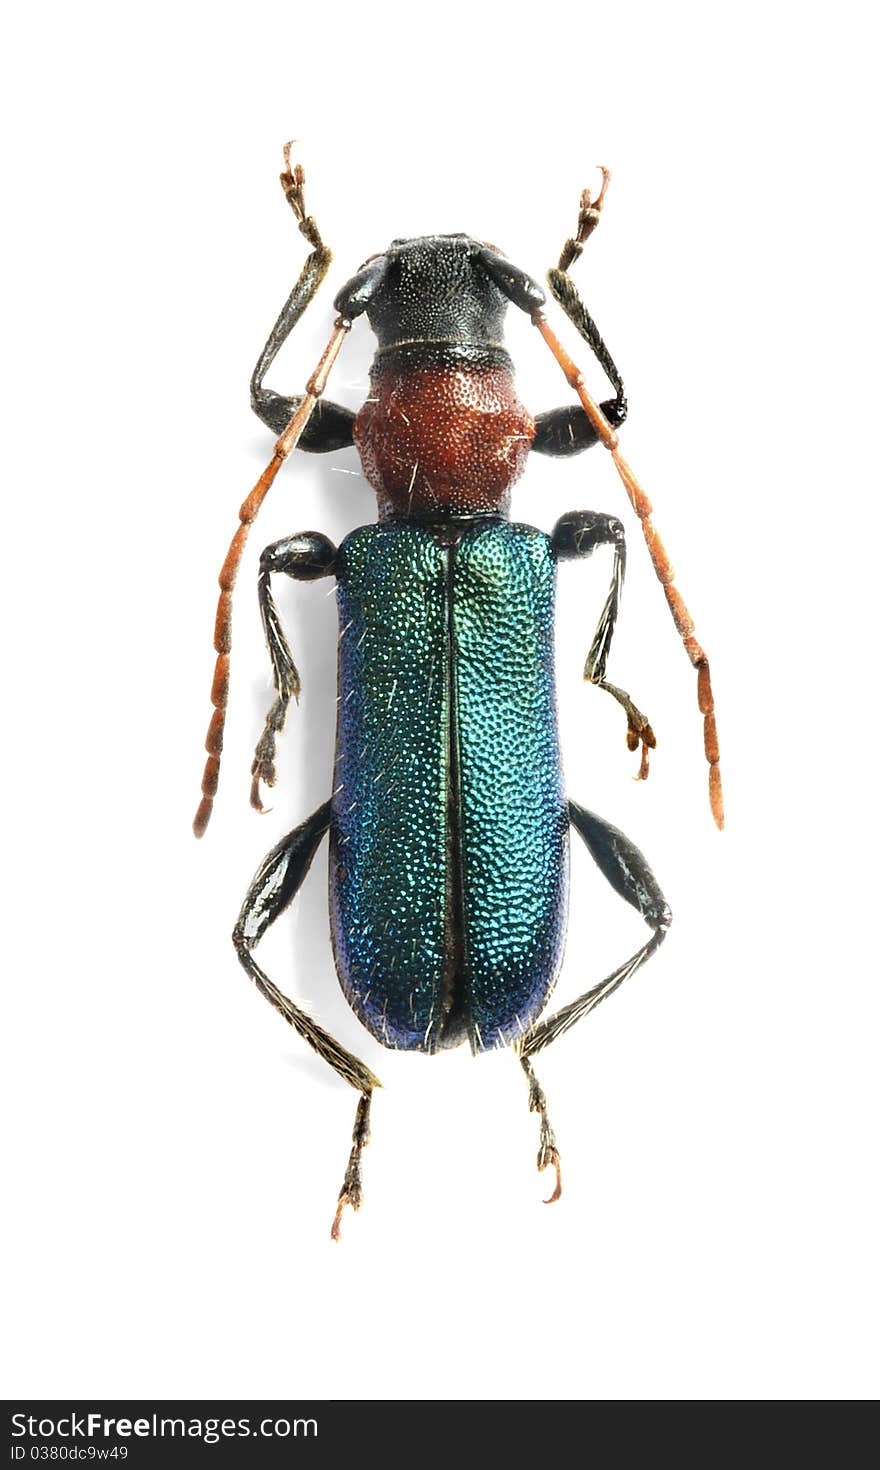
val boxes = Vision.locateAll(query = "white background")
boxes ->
[3,0,878,1402]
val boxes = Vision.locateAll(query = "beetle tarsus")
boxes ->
[540,1145,563,1206]
[624,713,656,781]
[521,1055,563,1205]
[330,1191,354,1242]
[331,1092,372,1242]
[249,775,271,814]
[250,700,287,810]
[280,145,327,257]
[588,675,656,781]
[557,166,611,272]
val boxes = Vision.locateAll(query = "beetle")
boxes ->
[194,147,722,1238]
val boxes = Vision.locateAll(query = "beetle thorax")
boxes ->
[354,353,535,518]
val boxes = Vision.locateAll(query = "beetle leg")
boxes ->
[232,801,382,1238]
[520,1055,562,1204]
[331,1093,373,1242]
[521,803,671,1061]
[556,166,611,275]
[251,532,337,811]
[249,148,354,450]
[541,274,627,427]
[533,401,625,456]
[531,175,626,459]
[534,186,725,830]
[553,511,655,779]
[193,314,350,839]
[550,173,626,417]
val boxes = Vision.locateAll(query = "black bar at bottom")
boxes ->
[5,1402,553,1465]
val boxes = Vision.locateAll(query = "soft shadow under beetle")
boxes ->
[194,147,723,1238]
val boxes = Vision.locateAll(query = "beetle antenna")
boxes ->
[532,308,724,829]
[193,319,350,837]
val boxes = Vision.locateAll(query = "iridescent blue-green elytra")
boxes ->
[330,519,569,1053]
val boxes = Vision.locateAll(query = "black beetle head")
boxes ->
[333,234,542,349]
